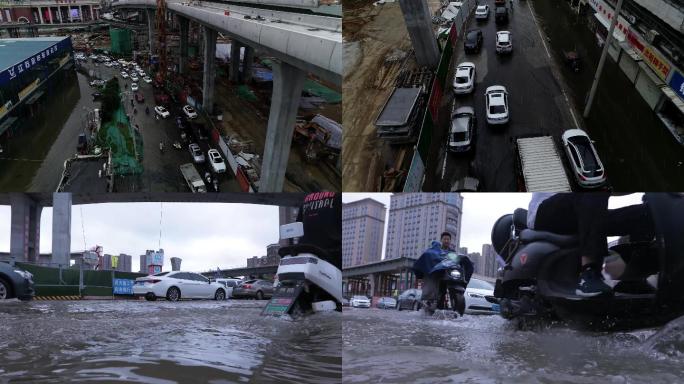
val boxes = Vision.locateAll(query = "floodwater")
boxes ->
[343,308,684,383]
[0,300,341,383]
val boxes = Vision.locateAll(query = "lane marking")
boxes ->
[528,1,552,59]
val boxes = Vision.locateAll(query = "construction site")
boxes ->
[0,0,342,193]
[342,0,443,192]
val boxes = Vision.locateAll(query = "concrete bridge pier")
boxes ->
[243,45,254,83]
[51,193,72,267]
[9,194,42,263]
[260,60,306,192]
[230,41,241,83]
[202,25,217,114]
[178,16,189,74]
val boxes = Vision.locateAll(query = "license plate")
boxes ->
[491,303,501,313]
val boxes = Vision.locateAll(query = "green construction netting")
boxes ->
[237,85,257,102]
[260,59,341,104]
[101,106,143,175]
[110,27,132,55]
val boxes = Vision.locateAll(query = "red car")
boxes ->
[135,93,144,103]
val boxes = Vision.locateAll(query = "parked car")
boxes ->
[135,93,145,103]
[448,105,476,153]
[495,6,508,24]
[496,31,513,54]
[485,85,509,125]
[464,29,483,53]
[214,278,242,298]
[465,278,496,313]
[453,62,476,95]
[561,129,607,188]
[120,71,129,79]
[89,79,105,87]
[396,288,422,311]
[342,297,350,307]
[130,74,139,83]
[132,271,226,301]
[232,279,274,300]
[207,149,226,173]
[131,83,139,92]
[183,105,198,119]
[475,5,489,20]
[189,143,205,163]
[351,295,371,308]
[154,105,170,118]
[376,297,397,309]
[0,262,34,301]
[143,76,153,84]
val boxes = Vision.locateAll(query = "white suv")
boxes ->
[496,31,513,54]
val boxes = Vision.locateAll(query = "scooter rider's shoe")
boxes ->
[576,266,613,297]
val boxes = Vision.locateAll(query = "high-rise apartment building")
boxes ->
[342,198,386,268]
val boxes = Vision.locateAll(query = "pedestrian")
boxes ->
[130,99,134,107]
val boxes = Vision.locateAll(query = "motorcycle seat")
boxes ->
[519,229,578,247]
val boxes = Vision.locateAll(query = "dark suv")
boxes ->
[495,7,509,24]
[0,262,35,301]
[232,279,274,300]
[464,29,483,53]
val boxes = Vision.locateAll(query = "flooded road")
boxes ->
[343,308,684,383]
[0,300,341,383]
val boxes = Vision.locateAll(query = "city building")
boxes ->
[0,1,102,26]
[580,0,684,144]
[266,243,280,266]
[385,193,463,260]
[170,257,182,271]
[459,247,468,255]
[481,244,498,278]
[342,198,386,268]
[0,36,74,147]
[139,249,164,274]
[467,252,481,274]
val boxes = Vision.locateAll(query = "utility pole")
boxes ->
[583,0,624,118]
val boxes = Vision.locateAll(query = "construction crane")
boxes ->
[154,0,168,86]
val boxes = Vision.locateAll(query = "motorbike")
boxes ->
[212,178,219,192]
[262,222,342,318]
[172,142,182,150]
[413,243,472,317]
[487,193,684,330]
[146,106,150,115]
[204,172,212,185]
[159,141,164,153]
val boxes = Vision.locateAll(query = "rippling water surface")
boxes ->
[0,300,341,383]
[343,308,684,383]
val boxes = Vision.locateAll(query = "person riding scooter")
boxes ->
[145,106,150,115]
[528,193,653,297]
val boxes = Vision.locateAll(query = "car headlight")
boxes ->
[449,270,462,279]
[14,270,32,280]
[468,292,484,298]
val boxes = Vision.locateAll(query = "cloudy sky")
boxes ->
[343,193,643,258]
[0,202,280,273]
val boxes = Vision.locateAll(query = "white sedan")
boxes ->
[208,149,226,173]
[453,62,475,95]
[350,295,371,308]
[133,271,227,301]
[120,71,129,79]
[154,105,170,118]
[131,83,138,91]
[485,85,509,125]
[475,5,489,20]
[183,105,198,119]
[189,143,205,163]
[143,76,153,84]
[465,278,497,313]
[130,74,139,82]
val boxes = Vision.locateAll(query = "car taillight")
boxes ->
[243,284,252,289]
[147,279,161,284]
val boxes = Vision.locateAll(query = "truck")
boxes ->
[375,87,424,143]
[515,136,572,192]
[180,163,207,193]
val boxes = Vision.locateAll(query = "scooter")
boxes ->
[262,222,342,318]
[487,193,684,330]
[212,178,219,192]
[172,142,182,150]
[204,172,212,185]
[146,106,150,115]
[413,243,471,317]
[159,141,164,153]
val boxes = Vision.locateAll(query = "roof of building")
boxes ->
[343,198,385,207]
[0,37,68,73]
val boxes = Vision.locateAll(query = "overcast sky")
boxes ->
[0,202,280,273]
[343,193,643,258]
